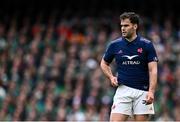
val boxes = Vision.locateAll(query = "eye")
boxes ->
[121,24,129,27]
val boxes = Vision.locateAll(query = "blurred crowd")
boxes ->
[0,10,179,121]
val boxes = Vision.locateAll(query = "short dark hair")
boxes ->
[120,12,140,26]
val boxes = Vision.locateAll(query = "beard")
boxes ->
[122,31,132,39]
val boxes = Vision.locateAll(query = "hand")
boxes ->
[145,91,154,105]
[110,76,118,87]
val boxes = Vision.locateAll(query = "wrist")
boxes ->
[148,89,155,94]
[109,75,115,80]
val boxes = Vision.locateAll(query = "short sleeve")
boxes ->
[146,42,158,63]
[103,42,115,63]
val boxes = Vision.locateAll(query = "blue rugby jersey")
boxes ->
[103,35,158,91]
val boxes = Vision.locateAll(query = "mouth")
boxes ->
[122,32,127,35]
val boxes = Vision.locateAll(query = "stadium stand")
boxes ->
[0,0,179,121]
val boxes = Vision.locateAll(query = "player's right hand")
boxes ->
[110,76,118,87]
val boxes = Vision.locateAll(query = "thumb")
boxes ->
[114,77,118,82]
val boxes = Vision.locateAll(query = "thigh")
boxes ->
[134,114,150,121]
[133,91,155,115]
[111,85,133,116]
[110,113,129,121]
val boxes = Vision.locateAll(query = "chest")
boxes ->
[114,44,147,64]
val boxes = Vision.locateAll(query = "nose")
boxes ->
[121,27,125,31]
[121,26,125,30]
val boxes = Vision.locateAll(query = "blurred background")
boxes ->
[0,0,179,121]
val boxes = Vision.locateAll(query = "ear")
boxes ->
[134,24,138,30]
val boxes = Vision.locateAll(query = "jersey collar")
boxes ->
[122,35,140,45]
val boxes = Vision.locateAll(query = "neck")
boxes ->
[125,33,137,42]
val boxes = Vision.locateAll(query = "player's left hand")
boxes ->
[145,91,154,105]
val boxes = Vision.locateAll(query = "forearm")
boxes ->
[148,63,158,93]
[149,72,157,93]
[100,59,114,80]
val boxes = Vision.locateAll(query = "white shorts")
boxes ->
[111,85,155,115]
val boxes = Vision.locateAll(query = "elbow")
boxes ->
[100,59,109,69]
[100,60,104,69]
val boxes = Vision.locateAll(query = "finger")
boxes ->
[112,78,118,85]
[146,100,152,105]
[112,81,118,87]
[145,96,150,104]
[112,82,118,87]
[111,81,116,86]
[146,97,153,105]
[114,78,118,85]
[114,83,118,86]
[147,95,154,101]
[114,80,118,86]
[111,82,115,86]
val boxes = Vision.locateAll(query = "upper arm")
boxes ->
[148,61,157,73]
[101,58,110,66]
[103,42,115,63]
[146,42,158,73]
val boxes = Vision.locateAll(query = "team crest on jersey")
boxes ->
[137,48,143,53]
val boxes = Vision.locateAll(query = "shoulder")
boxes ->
[139,37,156,51]
[138,37,155,51]
[109,37,123,46]
[139,37,152,44]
